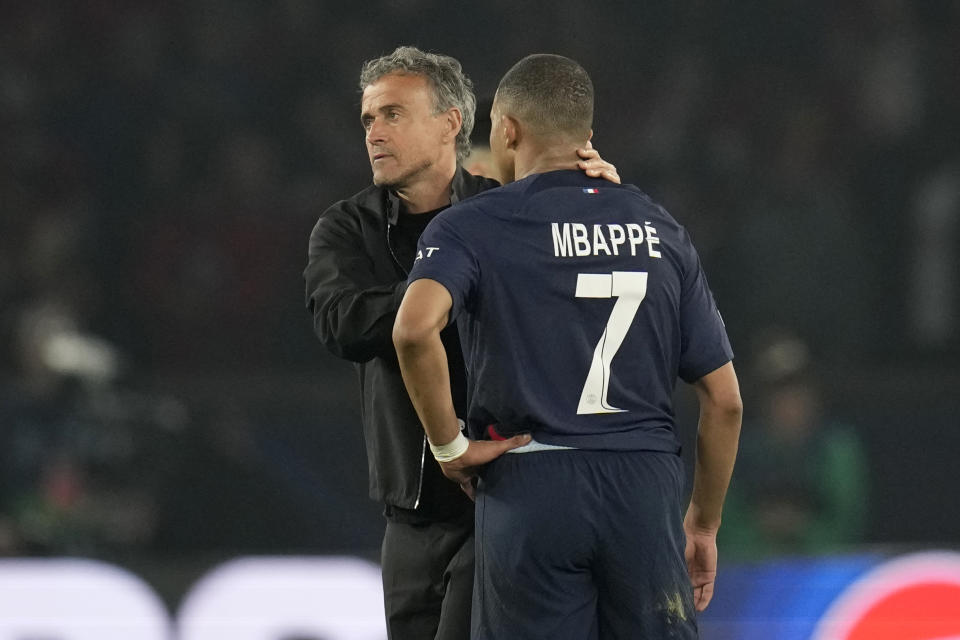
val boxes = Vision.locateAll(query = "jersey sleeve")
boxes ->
[677,232,734,383]
[406,211,479,324]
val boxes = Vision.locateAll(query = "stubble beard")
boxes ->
[372,157,433,190]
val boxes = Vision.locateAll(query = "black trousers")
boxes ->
[381,514,475,640]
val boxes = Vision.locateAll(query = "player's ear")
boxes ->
[443,107,463,142]
[587,128,593,143]
[504,115,520,150]
[490,112,511,149]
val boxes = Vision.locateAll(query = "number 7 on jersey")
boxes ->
[575,271,648,414]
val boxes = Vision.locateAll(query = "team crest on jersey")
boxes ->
[415,247,440,261]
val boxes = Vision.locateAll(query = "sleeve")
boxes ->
[677,230,734,383]
[406,212,479,324]
[303,203,406,363]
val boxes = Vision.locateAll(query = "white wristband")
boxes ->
[429,431,469,463]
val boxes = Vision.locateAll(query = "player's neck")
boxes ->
[394,156,458,214]
[514,143,581,181]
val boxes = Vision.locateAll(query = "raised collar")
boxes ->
[384,166,467,225]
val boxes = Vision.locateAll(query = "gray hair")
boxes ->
[360,46,476,163]
[495,54,593,140]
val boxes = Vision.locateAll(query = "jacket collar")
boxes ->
[449,165,469,205]
[384,166,468,225]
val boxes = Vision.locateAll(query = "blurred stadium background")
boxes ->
[1,1,958,637]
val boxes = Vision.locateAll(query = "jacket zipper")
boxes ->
[387,222,427,510]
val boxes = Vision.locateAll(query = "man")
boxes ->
[394,54,743,639]
[303,46,618,640]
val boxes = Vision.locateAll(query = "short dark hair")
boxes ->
[360,46,476,163]
[494,54,593,139]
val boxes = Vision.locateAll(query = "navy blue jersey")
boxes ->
[408,170,733,451]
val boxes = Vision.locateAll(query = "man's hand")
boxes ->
[576,141,620,184]
[439,434,531,499]
[683,524,719,612]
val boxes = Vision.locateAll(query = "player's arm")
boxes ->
[393,279,529,490]
[684,360,743,611]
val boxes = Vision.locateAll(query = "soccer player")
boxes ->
[394,54,743,639]
[304,47,619,640]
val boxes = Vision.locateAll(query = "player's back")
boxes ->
[419,169,732,452]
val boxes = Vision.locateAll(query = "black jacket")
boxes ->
[304,167,499,511]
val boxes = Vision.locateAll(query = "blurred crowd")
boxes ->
[720,330,869,560]
[1,1,958,559]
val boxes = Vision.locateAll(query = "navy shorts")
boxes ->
[472,450,697,640]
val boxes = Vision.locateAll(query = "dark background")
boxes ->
[2,0,958,605]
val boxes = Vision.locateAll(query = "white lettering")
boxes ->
[0,558,171,640]
[178,557,385,640]
[626,223,644,256]
[572,223,591,256]
[552,223,573,257]
[607,224,626,255]
[644,222,662,258]
[592,224,612,256]
[550,222,664,259]
[0,556,388,640]
[415,247,440,261]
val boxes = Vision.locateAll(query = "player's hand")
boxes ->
[439,434,531,495]
[576,140,620,184]
[683,525,719,611]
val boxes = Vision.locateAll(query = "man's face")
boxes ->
[488,99,516,185]
[361,72,451,188]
